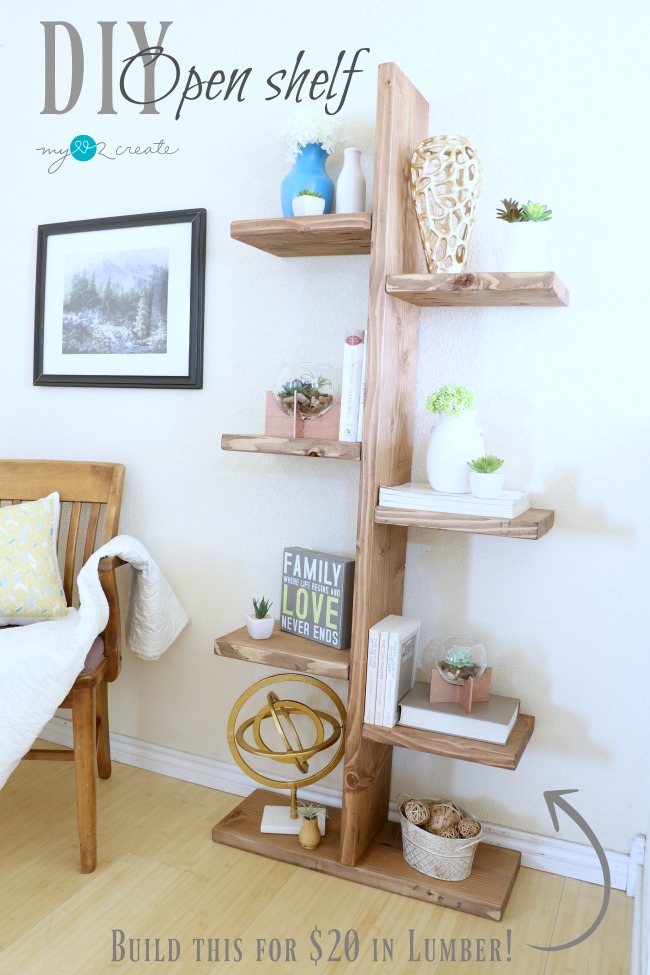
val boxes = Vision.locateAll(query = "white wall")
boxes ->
[2,0,648,853]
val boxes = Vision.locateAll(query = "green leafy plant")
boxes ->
[496,198,523,223]
[252,596,272,620]
[279,372,332,400]
[497,197,552,222]
[521,200,552,222]
[467,454,505,473]
[426,384,475,416]
[297,189,323,198]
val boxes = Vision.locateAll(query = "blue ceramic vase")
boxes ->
[281,143,334,216]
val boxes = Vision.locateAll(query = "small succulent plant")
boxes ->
[496,198,523,223]
[467,454,505,473]
[279,372,331,399]
[497,198,552,222]
[426,384,475,416]
[252,596,272,620]
[521,200,552,222]
[297,189,323,198]
[445,649,473,670]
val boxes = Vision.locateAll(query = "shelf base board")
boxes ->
[212,789,520,921]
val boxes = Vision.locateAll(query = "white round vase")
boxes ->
[426,410,485,494]
[335,148,366,213]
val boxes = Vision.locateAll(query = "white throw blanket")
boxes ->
[0,535,188,789]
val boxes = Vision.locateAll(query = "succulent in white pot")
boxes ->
[246,596,275,640]
[497,198,553,272]
[467,454,505,498]
[292,189,326,217]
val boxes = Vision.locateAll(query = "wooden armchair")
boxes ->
[0,460,125,873]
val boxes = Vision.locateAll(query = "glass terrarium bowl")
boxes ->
[436,635,487,685]
[273,362,339,420]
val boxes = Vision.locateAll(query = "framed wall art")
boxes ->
[33,208,206,388]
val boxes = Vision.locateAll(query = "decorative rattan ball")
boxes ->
[439,826,461,839]
[403,799,430,826]
[458,818,481,838]
[428,801,462,833]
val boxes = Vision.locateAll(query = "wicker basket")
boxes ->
[398,797,482,882]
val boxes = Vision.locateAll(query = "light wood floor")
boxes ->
[0,758,633,975]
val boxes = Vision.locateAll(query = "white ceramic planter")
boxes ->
[469,469,506,499]
[501,222,551,272]
[426,410,485,494]
[245,615,275,640]
[292,195,326,216]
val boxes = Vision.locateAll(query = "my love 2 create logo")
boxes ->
[69,135,97,161]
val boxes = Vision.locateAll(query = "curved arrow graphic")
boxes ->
[529,789,611,952]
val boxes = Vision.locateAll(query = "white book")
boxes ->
[338,330,366,442]
[398,683,520,744]
[379,482,530,518]
[381,617,421,728]
[363,625,380,723]
[374,629,390,724]
[355,338,367,442]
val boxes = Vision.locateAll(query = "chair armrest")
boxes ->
[98,555,127,573]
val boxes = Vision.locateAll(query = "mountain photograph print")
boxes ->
[34,208,206,388]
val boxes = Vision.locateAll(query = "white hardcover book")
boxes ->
[398,683,520,744]
[379,483,530,518]
[338,330,366,442]
[381,617,421,728]
[364,625,380,723]
[373,629,390,725]
[355,338,367,443]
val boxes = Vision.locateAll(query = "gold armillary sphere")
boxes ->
[227,673,346,818]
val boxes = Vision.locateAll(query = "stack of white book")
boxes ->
[379,482,531,519]
[364,615,421,728]
[398,683,520,745]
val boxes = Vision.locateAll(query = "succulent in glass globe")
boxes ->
[273,362,339,420]
[436,636,487,685]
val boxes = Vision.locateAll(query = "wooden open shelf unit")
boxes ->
[215,624,349,680]
[230,212,372,257]
[386,271,569,306]
[221,434,361,461]
[213,790,520,921]
[214,63,565,921]
[375,505,554,539]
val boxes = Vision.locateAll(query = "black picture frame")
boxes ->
[34,208,206,389]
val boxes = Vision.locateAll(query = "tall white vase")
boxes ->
[335,148,366,213]
[426,410,484,494]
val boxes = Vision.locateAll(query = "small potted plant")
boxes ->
[298,802,325,849]
[497,197,553,272]
[246,596,274,640]
[467,454,505,498]
[425,384,484,494]
[436,636,487,685]
[292,189,326,217]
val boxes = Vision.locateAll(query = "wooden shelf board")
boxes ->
[212,789,520,921]
[214,624,349,680]
[386,272,569,307]
[230,213,372,257]
[221,434,361,460]
[374,506,554,540]
[363,714,535,770]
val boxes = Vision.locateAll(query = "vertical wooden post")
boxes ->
[340,63,429,866]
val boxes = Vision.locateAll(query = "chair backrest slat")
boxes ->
[0,460,126,682]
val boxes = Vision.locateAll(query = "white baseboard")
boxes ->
[42,715,637,893]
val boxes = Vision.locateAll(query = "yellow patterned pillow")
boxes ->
[0,494,67,622]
